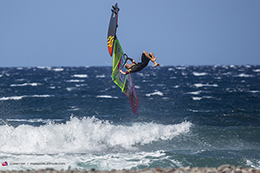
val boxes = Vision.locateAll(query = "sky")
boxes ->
[1,0,260,67]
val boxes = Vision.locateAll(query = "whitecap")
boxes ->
[10,83,41,87]
[176,66,186,70]
[0,96,24,101]
[248,90,259,93]
[96,74,105,78]
[37,66,51,70]
[193,72,207,76]
[53,68,64,72]
[66,87,77,91]
[187,91,201,95]
[237,73,254,77]
[7,118,63,123]
[194,83,218,88]
[73,74,88,78]
[192,97,202,100]
[96,95,118,99]
[162,97,170,100]
[194,83,203,87]
[68,106,80,111]
[145,91,163,97]
[253,69,260,72]
[66,80,84,83]
[192,96,214,100]
[31,95,52,98]
[0,95,53,101]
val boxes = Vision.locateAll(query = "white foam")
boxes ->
[248,90,259,93]
[192,96,214,101]
[96,74,105,78]
[37,66,52,70]
[192,97,202,101]
[68,106,80,111]
[7,118,63,123]
[253,69,260,72]
[176,66,186,70]
[0,117,192,155]
[0,95,53,101]
[10,83,41,87]
[193,72,207,76]
[194,83,218,88]
[73,74,88,78]
[32,95,52,98]
[187,91,202,95]
[187,109,214,113]
[66,80,84,83]
[237,73,253,77]
[0,150,183,171]
[0,96,24,101]
[66,87,77,91]
[96,95,118,99]
[53,68,64,72]
[246,159,260,170]
[145,91,164,97]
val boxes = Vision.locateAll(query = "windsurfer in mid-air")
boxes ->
[120,51,160,75]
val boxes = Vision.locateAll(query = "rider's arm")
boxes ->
[127,57,135,63]
[120,70,127,75]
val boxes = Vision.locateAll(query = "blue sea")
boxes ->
[0,65,260,170]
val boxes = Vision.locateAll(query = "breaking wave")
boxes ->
[0,117,192,154]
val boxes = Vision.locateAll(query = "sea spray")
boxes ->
[0,117,192,154]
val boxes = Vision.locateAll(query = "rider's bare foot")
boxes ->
[154,62,160,67]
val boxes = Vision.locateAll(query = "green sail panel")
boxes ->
[112,39,139,114]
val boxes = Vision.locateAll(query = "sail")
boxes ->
[112,39,139,114]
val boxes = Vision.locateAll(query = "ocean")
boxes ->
[0,65,259,170]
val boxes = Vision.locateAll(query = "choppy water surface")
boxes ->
[0,65,259,170]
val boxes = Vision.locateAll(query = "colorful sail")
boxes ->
[112,39,139,114]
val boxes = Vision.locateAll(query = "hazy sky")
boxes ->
[1,0,260,67]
